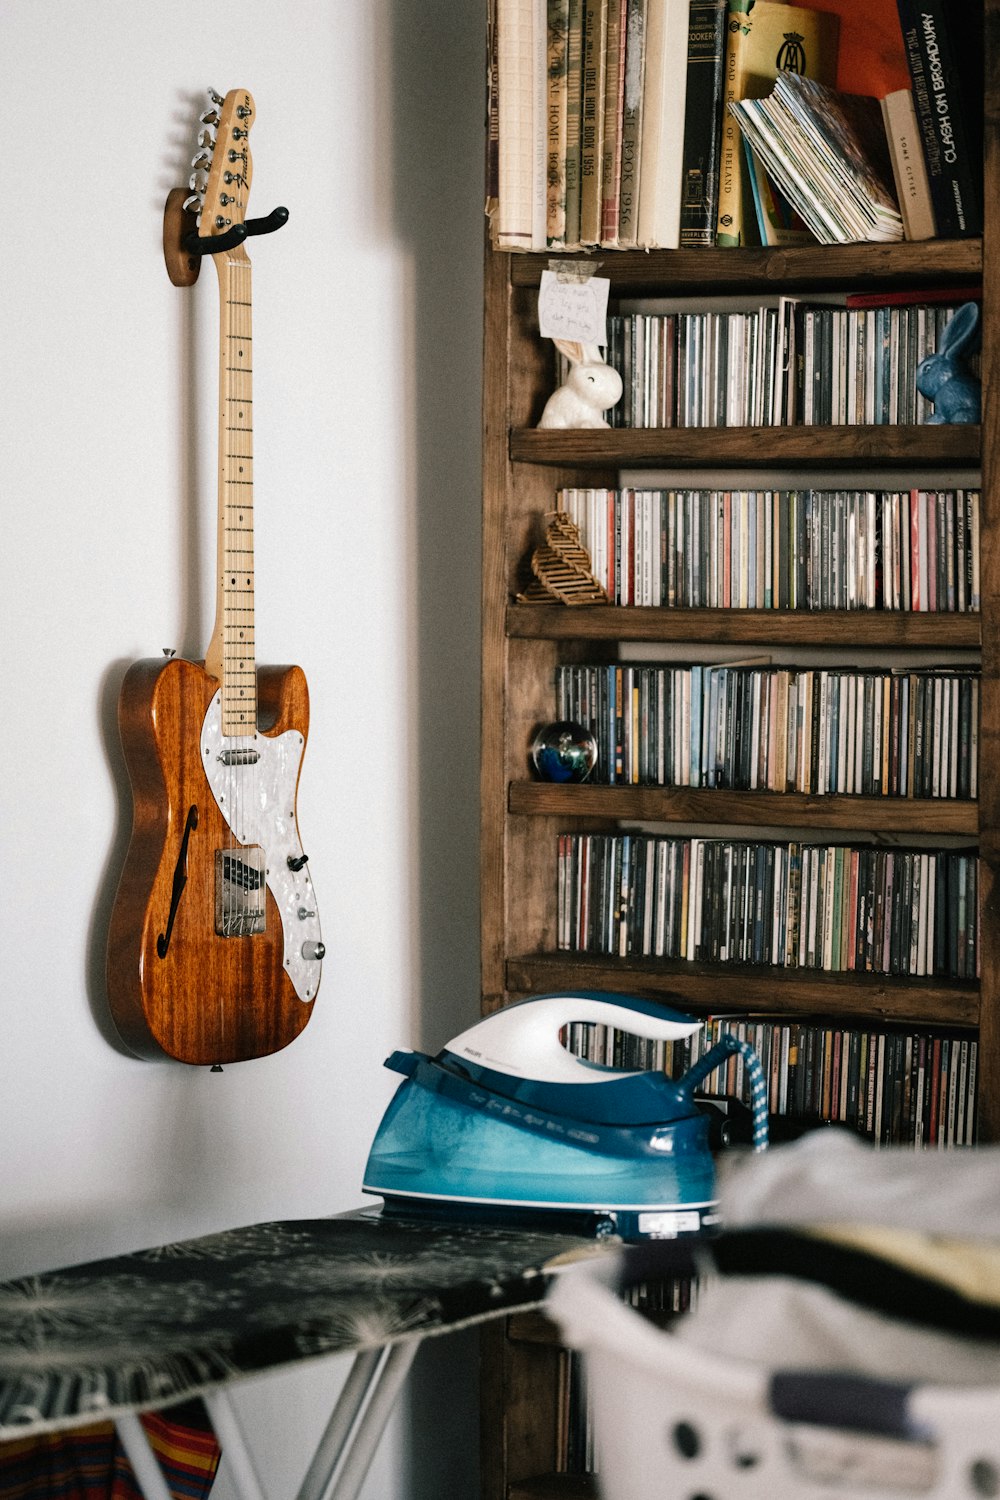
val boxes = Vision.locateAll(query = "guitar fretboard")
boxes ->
[219,253,256,736]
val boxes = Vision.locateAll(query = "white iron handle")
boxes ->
[443,993,700,1085]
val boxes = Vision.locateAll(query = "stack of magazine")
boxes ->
[730,72,904,244]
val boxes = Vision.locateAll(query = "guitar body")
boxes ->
[107,656,319,1064]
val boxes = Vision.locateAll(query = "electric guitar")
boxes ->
[107,89,323,1064]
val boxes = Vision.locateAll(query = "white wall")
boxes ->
[0,3,483,1495]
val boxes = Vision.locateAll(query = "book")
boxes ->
[600,0,629,244]
[617,0,648,245]
[896,0,983,238]
[486,0,500,228]
[743,133,811,244]
[845,286,981,309]
[799,0,910,96]
[678,0,727,246]
[546,0,571,245]
[580,0,609,243]
[880,87,935,241]
[563,0,586,245]
[731,73,903,244]
[635,0,692,247]
[716,0,840,247]
[495,0,547,248]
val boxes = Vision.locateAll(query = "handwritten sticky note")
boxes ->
[538,270,610,346]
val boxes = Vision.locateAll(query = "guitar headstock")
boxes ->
[184,87,255,241]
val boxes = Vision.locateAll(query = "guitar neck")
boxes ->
[205,246,257,734]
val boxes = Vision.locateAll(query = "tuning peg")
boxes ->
[200,109,220,127]
[182,193,203,216]
[190,151,213,171]
[207,88,224,106]
[188,170,207,193]
[197,127,215,150]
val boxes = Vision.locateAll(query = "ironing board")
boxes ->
[0,1208,599,1500]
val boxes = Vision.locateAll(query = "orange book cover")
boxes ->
[789,0,909,95]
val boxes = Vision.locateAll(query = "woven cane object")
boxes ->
[517,511,609,606]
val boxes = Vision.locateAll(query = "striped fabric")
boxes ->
[0,1400,219,1499]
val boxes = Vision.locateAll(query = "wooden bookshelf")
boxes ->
[507,604,983,646]
[510,423,981,467]
[480,9,998,1492]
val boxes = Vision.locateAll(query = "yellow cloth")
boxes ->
[807,1224,1000,1308]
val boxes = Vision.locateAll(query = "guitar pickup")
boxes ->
[217,746,260,766]
[215,846,266,937]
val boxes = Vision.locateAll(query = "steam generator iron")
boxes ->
[362,991,768,1241]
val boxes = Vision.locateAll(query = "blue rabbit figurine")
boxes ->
[916,300,982,424]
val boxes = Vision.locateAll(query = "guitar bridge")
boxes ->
[215,846,266,937]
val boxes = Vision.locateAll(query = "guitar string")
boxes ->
[226,252,239,938]
[233,254,258,933]
[223,252,233,941]
[239,254,258,931]
[232,256,247,936]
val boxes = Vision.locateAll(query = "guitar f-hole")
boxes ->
[157,805,199,958]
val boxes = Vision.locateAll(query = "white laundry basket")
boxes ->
[548,1262,1000,1500]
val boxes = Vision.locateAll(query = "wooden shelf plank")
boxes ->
[506,605,983,647]
[504,953,979,1028]
[509,1477,597,1500]
[507,1312,562,1345]
[511,424,981,469]
[507,241,983,292]
[508,783,980,834]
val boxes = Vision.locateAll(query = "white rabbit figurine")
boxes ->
[538,339,624,429]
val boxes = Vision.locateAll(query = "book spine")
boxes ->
[896,0,981,237]
[880,88,936,242]
[715,0,752,246]
[563,0,585,246]
[580,0,609,244]
[617,0,648,246]
[600,0,628,245]
[486,0,500,223]
[546,0,571,246]
[679,0,726,248]
[496,0,543,248]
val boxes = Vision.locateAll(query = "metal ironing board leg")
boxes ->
[294,1347,385,1500]
[204,1389,268,1500]
[114,1413,176,1500]
[295,1340,419,1500]
[113,1339,417,1500]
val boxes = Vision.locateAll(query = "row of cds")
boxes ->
[565,1016,977,1148]
[557,487,981,612]
[556,833,979,980]
[555,663,980,800]
[602,301,963,429]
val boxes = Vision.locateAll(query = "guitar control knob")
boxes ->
[287,853,309,872]
[302,941,325,962]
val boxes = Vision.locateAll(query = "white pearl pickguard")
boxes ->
[201,690,322,1002]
